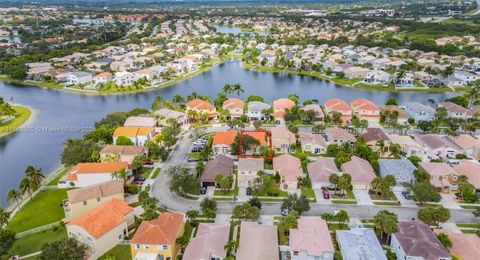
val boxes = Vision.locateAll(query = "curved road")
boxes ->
[151,130,478,223]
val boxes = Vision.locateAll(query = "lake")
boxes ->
[0,59,455,206]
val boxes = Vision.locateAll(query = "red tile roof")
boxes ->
[130,212,184,245]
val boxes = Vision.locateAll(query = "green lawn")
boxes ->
[331,200,358,205]
[459,205,480,210]
[151,168,161,179]
[213,188,238,196]
[0,105,31,136]
[301,188,316,198]
[373,201,401,206]
[7,189,68,233]
[48,167,70,186]
[8,225,67,257]
[331,189,355,200]
[276,224,289,245]
[142,168,153,179]
[128,201,142,208]
[456,223,480,229]
[188,153,201,159]
[99,245,132,260]
[369,191,398,201]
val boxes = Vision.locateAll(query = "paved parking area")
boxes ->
[237,187,248,202]
[314,189,332,205]
[440,193,461,209]
[394,191,417,207]
[352,189,373,205]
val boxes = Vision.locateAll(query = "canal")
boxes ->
[0,59,455,206]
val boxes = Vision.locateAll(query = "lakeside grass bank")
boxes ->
[0,105,32,138]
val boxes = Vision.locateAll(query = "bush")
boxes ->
[126,184,140,194]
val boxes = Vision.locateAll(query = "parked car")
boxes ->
[134,176,146,182]
[187,157,199,162]
[246,187,252,196]
[144,160,154,166]
[322,188,330,199]
[200,186,207,195]
[281,208,289,216]
[402,191,412,200]
[191,147,203,153]
[134,180,144,185]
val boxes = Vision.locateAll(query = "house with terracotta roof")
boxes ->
[238,158,264,188]
[351,98,380,122]
[391,221,450,260]
[222,98,245,119]
[388,134,427,159]
[299,132,327,155]
[270,127,296,153]
[113,126,154,146]
[201,155,234,187]
[273,154,303,191]
[183,223,230,260]
[325,127,355,145]
[100,145,147,164]
[452,160,480,195]
[186,98,216,121]
[273,98,296,123]
[212,129,267,156]
[341,156,376,190]
[63,180,124,219]
[290,217,334,260]
[446,134,480,160]
[324,98,352,124]
[130,212,184,260]
[433,229,480,260]
[307,157,341,189]
[59,162,130,188]
[236,222,279,260]
[93,72,112,86]
[336,228,386,260]
[67,198,134,259]
[415,134,462,160]
[418,162,459,193]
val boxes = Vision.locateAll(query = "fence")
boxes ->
[15,221,63,238]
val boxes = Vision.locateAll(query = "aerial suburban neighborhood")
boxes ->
[0,0,480,260]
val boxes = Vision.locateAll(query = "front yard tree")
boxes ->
[373,210,399,243]
[281,194,310,214]
[417,206,451,227]
[337,174,352,196]
[40,238,87,260]
[131,154,148,174]
[248,197,262,209]
[61,138,100,166]
[408,181,441,204]
[168,166,200,196]
[115,136,134,146]
[232,202,260,220]
[473,207,480,218]
[215,175,233,192]
[200,197,217,213]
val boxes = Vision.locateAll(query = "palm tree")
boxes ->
[329,174,339,194]
[376,140,385,157]
[465,83,480,108]
[231,83,244,97]
[176,236,189,253]
[0,207,11,227]
[224,240,237,256]
[111,169,128,190]
[373,210,399,244]
[6,188,22,205]
[25,165,45,192]
[19,176,32,198]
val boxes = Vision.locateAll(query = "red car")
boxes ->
[322,188,330,199]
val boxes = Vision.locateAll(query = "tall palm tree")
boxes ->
[232,83,244,97]
[6,188,22,205]
[111,169,128,190]
[25,165,45,192]
[19,176,32,197]
[0,207,11,227]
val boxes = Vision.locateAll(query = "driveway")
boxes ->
[314,189,332,205]
[237,187,249,202]
[352,190,374,205]
[394,190,417,207]
[440,193,461,209]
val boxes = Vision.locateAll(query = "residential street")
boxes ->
[150,129,479,223]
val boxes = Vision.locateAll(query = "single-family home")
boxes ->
[415,134,462,159]
[63,180,124,219]
[273,98,296,124]
[344,66,370,79]
[453,70,477,85]
[391,221,451,260]
[325,127,355,145]
[113,127,154,146]
[222,98,245,119]
[403,102,435,121]
[307,157,340,189]
[212,129,267,156]
[299,132,327,155]
[66,72,93,85]
[273,154,303,191]
[124,116,157,127]
[381,106,409,125]
[114,71,136,86]
[418,162,459,193]
[452,160,480,195]
[351,98,380,122]
[324,99,352,124]
[238,158,264,188]
[362,128,391,155]
[336,228,387,260]
[247,101,271,121]
[130,212,184,260]
[388,134,427,159]
[67,199,134,259]
[290,217,334,260]
[341,156,376,190]
[99,145,147,164]
[236,222,279,260]
[93,72,112,86]
[186,99,216,121]
[183,223,230,260]
[433,230,480,260]
[155,108,187,127]
[438,102,471,120]
[270,127,296,153]
[301,104,324,123]
[201,155,234,187]
[59,162,129,188]
[363,70,392,84]
[447,134,480,160]
[378,159,416,186]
